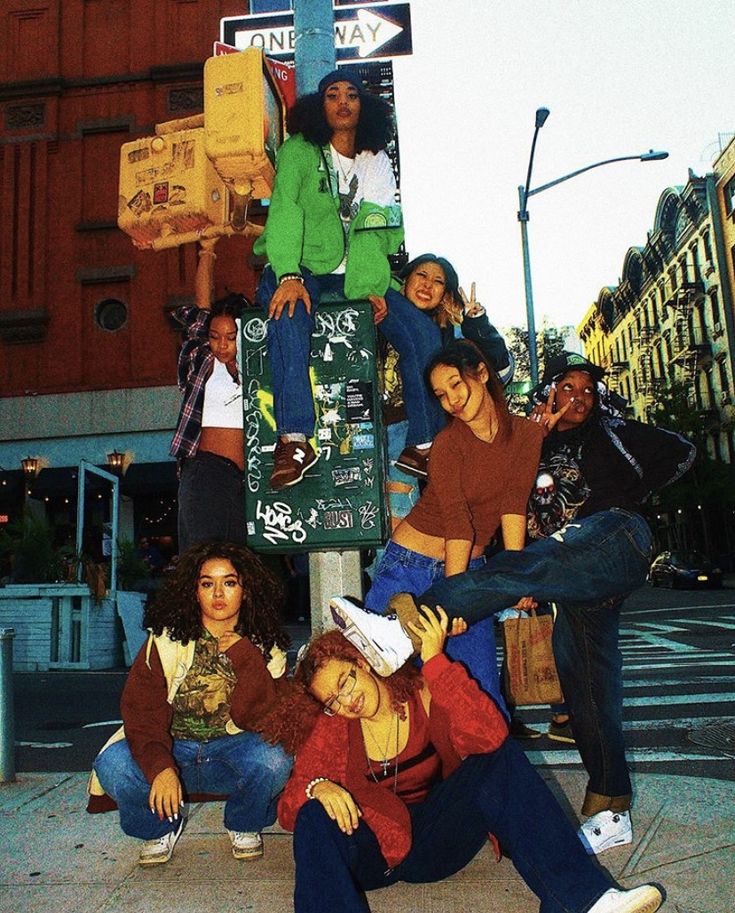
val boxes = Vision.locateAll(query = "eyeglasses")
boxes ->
[322,666,357,716]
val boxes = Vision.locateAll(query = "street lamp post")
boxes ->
[517,107,668,386]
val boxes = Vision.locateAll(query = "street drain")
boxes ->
[686,720,735,758]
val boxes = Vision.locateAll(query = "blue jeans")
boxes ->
[365,540,506,715]
[258,267,445,444]
[420,509,652,812]
[178,451,246,554]
[94,733,292,839]
[292,738,612,913]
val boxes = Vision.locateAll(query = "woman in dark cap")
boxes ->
[254,67,443,491]
[331,351,696,857]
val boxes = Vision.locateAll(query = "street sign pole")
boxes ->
[294,0,364,628]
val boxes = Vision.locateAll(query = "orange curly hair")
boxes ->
[258,629,421,754]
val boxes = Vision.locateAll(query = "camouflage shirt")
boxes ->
[170,629,237,742]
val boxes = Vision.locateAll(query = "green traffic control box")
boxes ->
[240,298,389,552]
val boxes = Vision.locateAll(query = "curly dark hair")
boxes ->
[286,91,393,153]
[426,339,513,442]
[143,541,289,654]
[257,629,421,754]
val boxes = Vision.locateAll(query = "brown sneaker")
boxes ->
[387,592,422,652]
[270,440,318,491]
[394,446,430,479]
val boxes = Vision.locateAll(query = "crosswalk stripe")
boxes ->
[624,692,735,706]
[527,749,727,765]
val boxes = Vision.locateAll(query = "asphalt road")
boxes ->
[8,583,735,779]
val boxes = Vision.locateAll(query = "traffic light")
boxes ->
[117,48,286,250]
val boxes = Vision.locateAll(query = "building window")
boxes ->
[725,176,735,216]
[718,359,729,392]
[95,298,128,331]
[711,289,721,327]
[703,232,713,263]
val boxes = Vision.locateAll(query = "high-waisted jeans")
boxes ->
[365,540,506,715]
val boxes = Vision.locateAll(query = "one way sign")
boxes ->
[220,3,412,62]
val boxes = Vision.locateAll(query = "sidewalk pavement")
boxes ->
[1,766,733,913]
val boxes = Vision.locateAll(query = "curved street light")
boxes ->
[517,107,669,386]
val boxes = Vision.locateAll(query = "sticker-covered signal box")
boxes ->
[240,299,389,552]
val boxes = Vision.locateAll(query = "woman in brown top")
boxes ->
[333,339,542,706]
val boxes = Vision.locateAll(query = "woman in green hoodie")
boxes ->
[254,67,445,491]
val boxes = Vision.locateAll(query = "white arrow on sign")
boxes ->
[234,9,403,59]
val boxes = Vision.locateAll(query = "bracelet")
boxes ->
[305,777,330,800]
[278,272,303,285]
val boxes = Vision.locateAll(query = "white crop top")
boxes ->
[201,358,243,429]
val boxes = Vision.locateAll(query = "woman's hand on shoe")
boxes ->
[311,780,362,834]
[149,767,183,822]
[407,604,459,662]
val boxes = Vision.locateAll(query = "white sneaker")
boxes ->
[579,810,633,854]
[329,596,413,677]
[587,885,663,913]
[138,817,184,866]
[228,830,263,860]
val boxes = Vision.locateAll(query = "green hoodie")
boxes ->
[253,134,404,299]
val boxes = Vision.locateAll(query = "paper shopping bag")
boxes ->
[501,610,563,706]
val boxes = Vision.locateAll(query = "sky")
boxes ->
[386,0,735,331]
[248,1,735,332]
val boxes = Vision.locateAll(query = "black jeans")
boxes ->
[177,451,246,553]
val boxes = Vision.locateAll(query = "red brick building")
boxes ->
[0,1,258,546]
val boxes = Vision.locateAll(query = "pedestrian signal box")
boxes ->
[118,127,229,248]
[240,299,389,553]
[203,47,286,199]
[118,47,286,249]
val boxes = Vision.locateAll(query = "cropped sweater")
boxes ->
[407,415,543,548]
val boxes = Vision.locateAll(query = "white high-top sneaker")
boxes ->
[329,597,414,676]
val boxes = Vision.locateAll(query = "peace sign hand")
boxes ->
[459,283,485,318]
[530,383,572,436]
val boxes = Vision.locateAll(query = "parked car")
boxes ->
[649,550,723,589]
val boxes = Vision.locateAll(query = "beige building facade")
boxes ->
[578,161,735,465]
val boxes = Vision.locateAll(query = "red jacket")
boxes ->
[278,654,508,868]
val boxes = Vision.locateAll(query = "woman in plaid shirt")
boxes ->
[170,239,248,552]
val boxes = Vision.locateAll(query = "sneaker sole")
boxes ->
[392,459,428,479]
[232,845,264,860]
[603,885,663,913]
[271,450,320,491]
[329,598,400,677]
[580,830,633,855]
[548,731,576,744]
[139,819,183,866]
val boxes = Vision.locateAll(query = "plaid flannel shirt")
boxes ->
[169,306,214,461]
